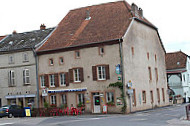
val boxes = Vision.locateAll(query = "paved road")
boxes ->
[0,104,190,126]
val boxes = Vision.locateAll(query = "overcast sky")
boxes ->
[0,0,190,55]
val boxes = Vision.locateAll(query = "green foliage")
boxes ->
[44,102,49,108]
[77,102,85,107]
[108,81,126,113]
[107,101,114,106]
[60,104,67,109]
[108,82,123,91]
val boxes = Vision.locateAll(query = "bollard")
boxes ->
[186,104,190,120]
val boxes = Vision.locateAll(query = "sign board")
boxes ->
[42,88,48,97]
[116,97,123,105]
[24,107,31,117]
[103,105,107,114]
[127,80,132,88]
[127,89,133,95]
[115,64,121,74]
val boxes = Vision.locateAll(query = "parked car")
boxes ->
[0,105,24,118]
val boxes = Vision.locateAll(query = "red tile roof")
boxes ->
[166,51,188,70]
[38,1,155,52]
[0,36,6,41]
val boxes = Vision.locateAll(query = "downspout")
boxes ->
[32,48,39,108]
[119,38,126,113]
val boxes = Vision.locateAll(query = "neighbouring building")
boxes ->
[0,25,54,108]
[37,1,169,113]
[166,51,190,103]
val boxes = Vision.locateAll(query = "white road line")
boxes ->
[0,123,13,126]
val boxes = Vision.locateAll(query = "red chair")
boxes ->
[70,107,77,115]
[64,107,69,115]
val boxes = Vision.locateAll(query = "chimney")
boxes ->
[85,9,91,20]
[40,24,46,30]
[12,30,17,34]
[131,3,138,14]
[138,8,143,18]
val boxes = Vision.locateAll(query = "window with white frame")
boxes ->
[106,92,114,103]
[50,95,56,105]
[78,93,85,104]
[23,69,30,84]
[40,75,45,87]
[60,73,66,86]
[9,55,14,64]
[9,70,15,86]
[23,53,29,62]
[74,69,81,82]
[62,94,67,104]
[97,66,106,80]
[49,74,55,87]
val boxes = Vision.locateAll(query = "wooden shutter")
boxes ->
[80,68,84,82]
[44,74,49,87]
[92,66,97,81]
[105,65,110,80]
[54,73,59,87]
[69,69,73,83]
[23,70,25,84]
[8,71,10,86]
[65,72,69,86]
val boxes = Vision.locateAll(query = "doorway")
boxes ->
[92,93,101,113]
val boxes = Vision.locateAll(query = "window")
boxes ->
[60,73,66,86]
[9,55,14,64]
[75,50,80,58]
[74,69,81,82]
[106,92,114,103]
[131,47,134,56]
[40,75,45,87]
[183,75,186,82]
[162,88,165,102]
[49,58,54,66]
[23,53,29,62]
[150,90,154,103]
[59,57,64,65]
[62,94,67,104]
[8,70,15,86]
[155,54,157,62]
[78,93,85,104]
[142,91,146,103]
[147,52,149,60]
[132,89,136,106]
[155,68,158,82]
[49,74,55,87]
[148,67,152,81]
[97,66,106,80]
[23,69,30,84]
[157,88,160,103]
[99,47,104,55]
[50,95,56,105]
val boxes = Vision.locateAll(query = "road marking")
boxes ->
[0,123,13,126]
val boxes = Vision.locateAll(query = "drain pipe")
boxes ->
[119,38,127,113]
[32,48,39,108]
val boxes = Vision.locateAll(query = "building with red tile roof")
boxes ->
[37,1,169,113]
[166,51,190,103]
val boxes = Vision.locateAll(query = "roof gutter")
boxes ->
[37,38,120,55]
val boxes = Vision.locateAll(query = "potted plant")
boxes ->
[107,101,115,106]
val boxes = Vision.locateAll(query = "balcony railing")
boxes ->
[168,82,182,87]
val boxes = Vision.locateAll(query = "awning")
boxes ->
[5,94,36,99]
[48,87,87,93]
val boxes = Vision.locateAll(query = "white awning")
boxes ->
[5,94,36,99]
[48,87,87,93]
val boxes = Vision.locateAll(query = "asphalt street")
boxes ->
[0,104,190,126]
